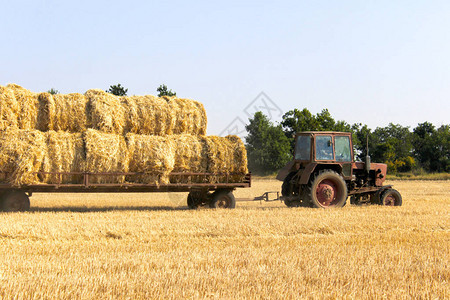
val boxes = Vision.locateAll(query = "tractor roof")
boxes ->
[296,131,352,135]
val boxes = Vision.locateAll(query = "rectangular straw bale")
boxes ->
[121,95,175,135]
[36,92,55,131]
[126,133,175,184]
[52,93,88,132]
[203,136,233,174]
[85,89,125,134]
[0,85,19,131]
[7,84,39,130]
[166,97,207,135]
[202,135,248,182]
[0,129,47,186]
[41,131,85,184]
[225,135,248,181]
[172,135,208,172]
[5,84,55,131]
[170,134,208,183]
[84,129,129,183]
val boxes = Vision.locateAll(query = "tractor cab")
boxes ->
[277,132,354,183]
[294,132,353,163]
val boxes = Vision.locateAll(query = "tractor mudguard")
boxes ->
[276,160,296,181]
[299,163,318,184]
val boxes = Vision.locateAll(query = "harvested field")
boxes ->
[0,180,448,299]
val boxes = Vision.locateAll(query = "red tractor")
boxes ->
[277,131,402,208]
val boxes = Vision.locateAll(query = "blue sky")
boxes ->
[1,0,449,135]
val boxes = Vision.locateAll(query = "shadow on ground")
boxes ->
[29,206,190,213]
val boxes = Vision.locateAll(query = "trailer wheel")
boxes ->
[380,189,402,206]
[308,170,347,208]
[1,191,30,212]
[209,190,235,209]
[187,192,201,209]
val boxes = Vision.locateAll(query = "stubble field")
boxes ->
[0,180,448,299]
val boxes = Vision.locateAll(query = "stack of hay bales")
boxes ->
[0,84,248,186]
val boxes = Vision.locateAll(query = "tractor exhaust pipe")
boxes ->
[365,134,371,174]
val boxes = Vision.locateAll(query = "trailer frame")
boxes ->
[0,172,252,211]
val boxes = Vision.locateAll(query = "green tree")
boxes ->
[107,84,128,96]
[370,124,414,173]
[281,108,318,136]
[47,88,59,95]
[413,123,449,172]
[246,112,291,175]
[351,123,372,160]
[157,84,176,97]
[281,108,352,153]
[434,125,450,172]
[315,109,336,130]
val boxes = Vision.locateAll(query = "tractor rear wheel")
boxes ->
[380,189,402,206]
[282,172,301,207]
[307,170,347,208]
[1,191,30,212]
[209,190,236,209]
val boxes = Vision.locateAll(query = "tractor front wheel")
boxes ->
[308,170,347,208]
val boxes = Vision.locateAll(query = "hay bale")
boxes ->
[121,95,175,136]
[0,129,47,186]
[172,135,208,172]
[126,133,175,184]
[225,135,248,182]
[170,134,208,183]
[7,84,39,130]
[203,136,233,174]
[85,89,125,134]
[225,135,248,174]
[0,85,19,131]
[41,131,85,184]
[121,96,206,136]
[4,84,55,131]
[1,85,208,135]
[37,92,55,131]
[202,135,248,182]
[52,93,88,132]
[166,97,207,135]
[84,129,129,183]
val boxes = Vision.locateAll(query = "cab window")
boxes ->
[316,135,334,160]
[335,136,351,162]
[295,135,311,160]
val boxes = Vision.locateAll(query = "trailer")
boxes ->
[0,171,252,212]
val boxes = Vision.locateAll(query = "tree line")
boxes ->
[246,109,449,175]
